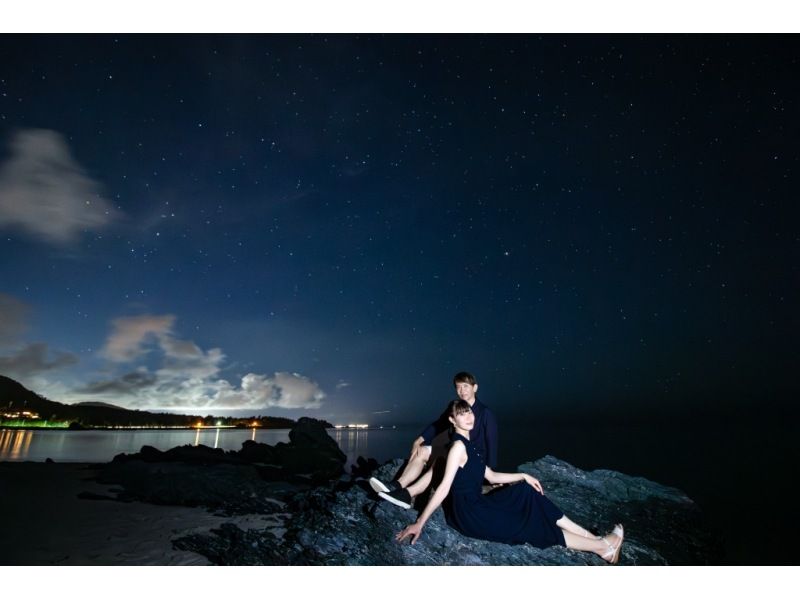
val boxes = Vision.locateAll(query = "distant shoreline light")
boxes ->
[333,424,396,430]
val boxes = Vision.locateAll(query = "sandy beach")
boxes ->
[0,462,281,565]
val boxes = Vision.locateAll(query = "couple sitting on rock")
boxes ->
[369,371,625,564]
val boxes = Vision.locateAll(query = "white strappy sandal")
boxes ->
[612,523,624,540]
[601,524,624,564]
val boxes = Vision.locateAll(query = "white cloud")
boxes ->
[272,371,325,408]
[229,371,325,409]
[0,128,117,244]
[102,314,175,362]
[71,314,326,412]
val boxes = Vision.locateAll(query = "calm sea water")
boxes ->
[0,426,414,469]
[1,419,795,564]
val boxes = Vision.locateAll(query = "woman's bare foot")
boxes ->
[599,530,623,564]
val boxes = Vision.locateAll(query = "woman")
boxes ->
[395,399,625,564]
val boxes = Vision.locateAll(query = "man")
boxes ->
[370,371,498,508]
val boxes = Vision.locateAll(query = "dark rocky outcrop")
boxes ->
[273,417,348,479]
[95,418,347,515]
[170,456,721,565]
[85,416,718,565]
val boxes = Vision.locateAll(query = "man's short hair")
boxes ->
[453,371,477,386]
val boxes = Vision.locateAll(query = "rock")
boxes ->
[173,523,293,565]
[238,439,276,463]
[105,418,344,480]
[350,455,381,478]
[111,444,240,465]
[173,456,721,565]
[518,455,720,565]
[271,418,347,481]
[97,458,290,515]
[93,419,347,514]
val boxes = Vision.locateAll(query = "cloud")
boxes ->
[336,380,351,390]
[76,368,325,412]
[0,342,78,379]
[158,336,225,380]
[102,315,176,362]
[0,128,117,244]
[75,314,325,412]
[101,314,224,380]
[74,370,158,396]
[208,372,325,410]
[0,293,77,384]
[256,372,325,409]
[0,293,30,346]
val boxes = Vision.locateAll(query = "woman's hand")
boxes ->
[524,474,544,494]
[396,521,424,545]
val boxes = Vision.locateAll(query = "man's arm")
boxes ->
[417,405,450,444]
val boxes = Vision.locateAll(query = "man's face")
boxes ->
[454,381,478,402]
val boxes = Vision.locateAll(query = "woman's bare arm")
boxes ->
[484,467,543,493]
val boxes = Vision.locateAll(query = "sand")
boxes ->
[0,462,281,565]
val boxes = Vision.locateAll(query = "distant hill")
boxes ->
[0,374,199,427]
[0,375,321,429]
[73,401,127,410]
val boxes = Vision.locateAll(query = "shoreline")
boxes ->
[0,425,297,431]
[0,461,283,565]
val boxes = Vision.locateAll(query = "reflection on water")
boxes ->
[0,427,413,469]
[0,430,33,460]
[0,428,294,463]
[333,428,369,465]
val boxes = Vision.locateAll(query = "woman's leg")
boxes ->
[561,530,623,563]
[556,515,599,539]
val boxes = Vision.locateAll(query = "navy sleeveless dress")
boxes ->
[443,433,566,548]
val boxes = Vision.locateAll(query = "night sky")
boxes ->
[0,35,797,427]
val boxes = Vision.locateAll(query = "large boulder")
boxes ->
[172,456,721,565]
[272,417,346,481]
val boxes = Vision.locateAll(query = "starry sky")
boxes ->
[0,35,796,426]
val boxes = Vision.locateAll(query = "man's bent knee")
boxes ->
[413,445,432,465]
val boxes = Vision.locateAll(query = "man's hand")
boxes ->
[409,437,425,461]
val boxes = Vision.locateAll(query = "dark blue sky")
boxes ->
[0,35,796,425]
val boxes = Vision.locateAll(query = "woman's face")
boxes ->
[450,408,475,431]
